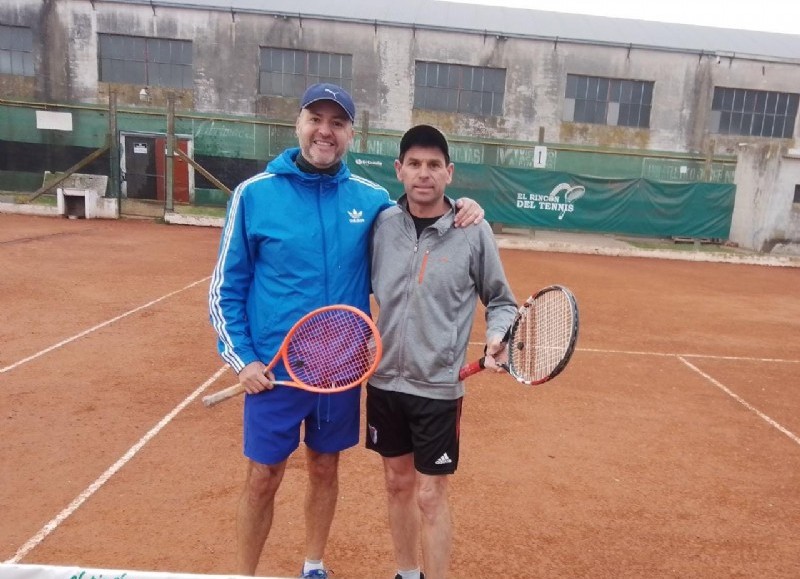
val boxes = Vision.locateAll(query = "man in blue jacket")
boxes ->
[208,84,483,579]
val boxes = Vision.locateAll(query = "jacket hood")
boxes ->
[266,147,352,183]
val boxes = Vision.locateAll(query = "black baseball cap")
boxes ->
[399,124,450,164]
[300,83,355,122]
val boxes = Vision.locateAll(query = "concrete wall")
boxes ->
[731,145,800,251]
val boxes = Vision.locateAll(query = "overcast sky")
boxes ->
[437,0,797,35]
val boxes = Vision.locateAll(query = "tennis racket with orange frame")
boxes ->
[203,305,382,407]
[459,285,579,385]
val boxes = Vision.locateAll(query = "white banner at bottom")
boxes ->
[0,564,289,579]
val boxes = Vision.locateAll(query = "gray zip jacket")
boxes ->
[369,195,518,400]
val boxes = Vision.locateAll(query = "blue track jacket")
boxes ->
[209,147,391,377]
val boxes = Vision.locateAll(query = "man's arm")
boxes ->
[209,189,259,374]
[375,188,481,226]
[471,223,518,371]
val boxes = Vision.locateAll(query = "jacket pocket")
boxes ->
[403,323,457,383]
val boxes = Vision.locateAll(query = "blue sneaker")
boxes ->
[300,570,329,579]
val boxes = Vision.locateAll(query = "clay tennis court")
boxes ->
[1,213,799,579]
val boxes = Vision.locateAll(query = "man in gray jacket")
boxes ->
[366,124,518,579]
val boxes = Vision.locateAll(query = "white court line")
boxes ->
[576,347,799,364]
[0,277,211,375]
[679,356,800,447]
[3,364,230,564]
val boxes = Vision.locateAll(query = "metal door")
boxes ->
[124,136,157,199]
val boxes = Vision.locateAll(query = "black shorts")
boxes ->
[365,383,462,475]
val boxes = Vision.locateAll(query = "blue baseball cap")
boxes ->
[300,83,355,122]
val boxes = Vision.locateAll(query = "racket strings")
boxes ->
[510,291,573,382]
[285,309,379,389]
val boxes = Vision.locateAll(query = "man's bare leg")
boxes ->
[384,454,421,572]
[236,459,287,575]
[418,473,451,579]
[304,448,340,562]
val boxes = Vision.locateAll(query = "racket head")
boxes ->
[280,305,382,393]
[506,285,579,385]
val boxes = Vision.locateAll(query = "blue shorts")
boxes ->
[243,384,362,465]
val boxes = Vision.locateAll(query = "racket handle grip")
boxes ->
[458,357,486,381]
[202,383,246,408]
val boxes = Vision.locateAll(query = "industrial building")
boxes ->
[1,0,799,251]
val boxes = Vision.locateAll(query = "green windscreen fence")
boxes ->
[0,100,735,239]
[347,152,736,239]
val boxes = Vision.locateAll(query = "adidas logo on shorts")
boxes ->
[435,452,452,465]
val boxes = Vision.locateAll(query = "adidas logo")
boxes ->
[435,452,452,465]
[347,208,365,223]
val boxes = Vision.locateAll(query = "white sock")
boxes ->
[303,560,325,574]
[397,568,422,579]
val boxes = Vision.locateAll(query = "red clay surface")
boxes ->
[1,213,799,578]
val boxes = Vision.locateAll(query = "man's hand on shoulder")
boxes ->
[454,197,485,227]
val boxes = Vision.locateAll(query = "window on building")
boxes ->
[259,48,352,97]
[0,24,34,76]
[712,87,799,138]
[564,74,653,128]
[413,61,505,116]
[794,184,800,204]
[98,34,193,89]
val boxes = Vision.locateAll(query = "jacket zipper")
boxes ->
[317,180,329,304]
[398,235,421,375]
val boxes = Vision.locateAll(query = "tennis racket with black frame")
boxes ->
[459,285,579,385]
[203,305,382,407]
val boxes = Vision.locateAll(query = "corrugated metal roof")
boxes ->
[106,0,800,61]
